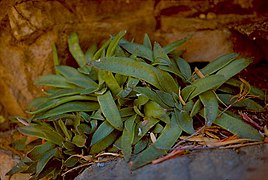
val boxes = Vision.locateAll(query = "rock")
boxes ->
[76,144,268,180]
[156,29,233,62]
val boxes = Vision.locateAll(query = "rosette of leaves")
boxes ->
[7,31,265,179]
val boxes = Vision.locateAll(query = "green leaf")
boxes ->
[90,131,118,154]
[106,31,127,57]
[119,107,136,118]
[68,32,86,67]
[47,88,83,99]
[119,39,153,61]
[134,87,169,109]
[134,117,159,143]
[181,86,196,103]
[90,121,114,145]
[153,42,172,66]
[118,77,139,98]
[144,101,170,123]
[134,138,150,155]
[93,38,112,60]
[225,78,265,100]
[55,65,98,89]
[35,74,77,89]
[130,113,182,170]
[28,142,55,161]
[158,63,183,79]
[57,119,72,140]
[190,99,202,117]
[163,36,190,54]
[36,148,58,174]
[183,75,226,100]
[19,124,64,146]
[93,57,161,89]
[156,69,179,93]
[29,95,97,115]
[72,134,87,147]
[98,70,122,95]
[216,58,252,80]
[217,94,264,112]
[98,91,123,130]
[199,91,219,126]
[64,156,80,168]
[214,112,263,141]
[143,33,152,50]
[156,90,175,107]
[175,109,195,134]
[201,53,239,76]
[176,57,192,81]
[52,44,60,74]
[121,115,136,161]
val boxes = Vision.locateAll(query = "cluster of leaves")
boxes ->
[8,31,265,179]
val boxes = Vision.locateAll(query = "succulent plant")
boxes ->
[7,31,265,179]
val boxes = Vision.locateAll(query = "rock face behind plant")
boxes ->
[0,0,267,118]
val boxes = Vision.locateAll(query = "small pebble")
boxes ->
[207,12,216,20]
[199,14,206,19]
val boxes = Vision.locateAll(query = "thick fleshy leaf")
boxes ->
[106,31,126,57]
[201,53,239,76]
[68,32,86,67]
[90,121,114,145]
[226,78,265,100]
[72,134,87,147]
[121,115,136,161]
[217,94,264,112]
[18,124,64,146]
[175,109,195,134]
[52,44,60,74]
[98,70,122,95]
[58,119,72,140]
[28,95,97,115]
[118,77,139,98]
[35,74,76,89]
[47,88,83,99]
[119,39,153,61]
[144,101,170,123]
[190,99,202,117]
[176,57,192,81]
[153,42,171,66]
[133,117,159,143]
[199,91,219,126]
[35,102,99,120]
[130,113,182,170]
[134,87,169,109]
[156,69,179,93]
[93,57,161,89]
[36,148,58,174]
[98,91,123,130]
[156,90,175,107]
[214,112,263,141]
[93,38,112,60]
[90,131,118,154]
[163,36,190,54]
[183,75,226,100]
[55,65,98,89]
[216,58,252,80]
[28,142,55,161]
[143,33,152,50]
